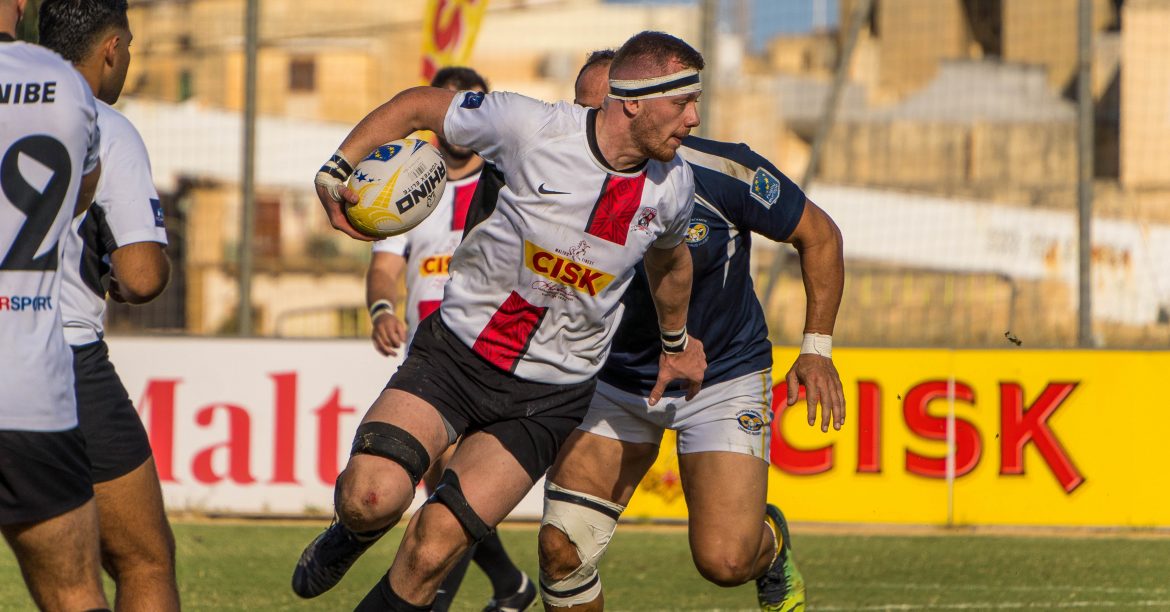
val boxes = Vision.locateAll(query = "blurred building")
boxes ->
[113,0,1169,347]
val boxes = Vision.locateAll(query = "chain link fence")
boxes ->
[33,0,1166,348]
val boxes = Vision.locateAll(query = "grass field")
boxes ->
[2,520,1169,610]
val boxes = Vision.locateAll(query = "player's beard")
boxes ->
[630,112,679,163]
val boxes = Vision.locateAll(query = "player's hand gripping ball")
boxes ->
[344,139,448,238]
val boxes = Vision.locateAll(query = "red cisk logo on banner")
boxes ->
[770,380,1085,493]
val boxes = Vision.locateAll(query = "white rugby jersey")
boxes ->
[440,91,695,384]
[372,171,479,345]
[61,101,167,346]
[0,40,100,431]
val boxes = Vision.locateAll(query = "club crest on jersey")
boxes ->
[685,220,709,246]
[632,207,657,235]
[460,91,485,109]
[736,410,766,434]
[751,167,781,209]
[524,240,615,297]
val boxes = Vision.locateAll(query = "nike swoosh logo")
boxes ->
[538,183,570,195]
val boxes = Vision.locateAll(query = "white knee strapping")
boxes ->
[539,481,625,607]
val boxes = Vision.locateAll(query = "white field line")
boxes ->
[814,601,1170,610]
[848,582,1169,595]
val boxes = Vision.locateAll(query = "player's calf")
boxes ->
[538,482,625,609]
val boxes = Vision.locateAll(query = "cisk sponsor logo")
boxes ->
[524,240,614,297]
[419,255,451,276]
[770,379,1085,494]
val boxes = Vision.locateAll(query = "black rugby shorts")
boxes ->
[0,426,93,525]
[386,313,596,481]
[73,340,153,483]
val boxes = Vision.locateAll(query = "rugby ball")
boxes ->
[345,139,448,238]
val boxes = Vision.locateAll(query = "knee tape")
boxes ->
[425,470,492,542]
[350,422,431,487]
[538,481,625,608]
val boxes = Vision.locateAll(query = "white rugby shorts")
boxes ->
[579,370,773,460]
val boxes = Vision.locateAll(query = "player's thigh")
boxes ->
[679,450,769,555]
[93,458,175,568]
[2,498,103,590]
[440,430,537,526]
[548,429,659,506]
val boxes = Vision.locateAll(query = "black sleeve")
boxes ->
[462,163,505,241]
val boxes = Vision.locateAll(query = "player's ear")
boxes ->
[621,98,640,118]
[102,32,120,67]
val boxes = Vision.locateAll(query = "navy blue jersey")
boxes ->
[599,136,806,396]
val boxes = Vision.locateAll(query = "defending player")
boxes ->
[299,66,535,612]
[302,31,707,610]
[0,0,108,609]
[535,52,845,612]
[38,1,180,609]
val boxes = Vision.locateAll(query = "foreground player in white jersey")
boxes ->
[0,0,108,609]
[536,53,845,612]
[353,66,535,612]
[39,1,179,609]
[305,30,707,610]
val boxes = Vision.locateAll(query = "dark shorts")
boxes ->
[73,340,153,483]
[0,427,93,525]
[386,313,596,481]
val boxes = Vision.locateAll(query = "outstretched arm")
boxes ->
[366,252,407,357]
[783,199,846,432]
[643,241,706,406]
[315,87,457,240]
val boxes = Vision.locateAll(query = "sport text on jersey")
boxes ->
[0,295,53,311]
[0,81,58,104]
[523,240,615,297]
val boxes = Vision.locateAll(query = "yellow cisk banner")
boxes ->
[421,0,490,83]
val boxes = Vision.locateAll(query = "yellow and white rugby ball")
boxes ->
[345,139,448,238]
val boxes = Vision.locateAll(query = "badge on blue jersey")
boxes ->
[150,198,165,228]
[750,167,781,209]
[460,91,485,109]
[685,220,709,246]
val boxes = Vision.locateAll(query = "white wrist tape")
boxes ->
[660,326,688,354]
[369,299,395,321]
[314,149,353,203]
[800,333,832,358]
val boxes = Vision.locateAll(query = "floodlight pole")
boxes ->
[698,0,718,137]
[1076,0,1094,347]
[238,0,259,336]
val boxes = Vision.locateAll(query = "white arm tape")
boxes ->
[801,333,833,358]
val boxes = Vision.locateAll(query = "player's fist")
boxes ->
[371,314,407,357]
[649,335,706,406]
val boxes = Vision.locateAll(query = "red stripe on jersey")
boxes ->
[585,173,647,246]
[417,299,441,322]
[472,291,547,373]
[450,179,478,231]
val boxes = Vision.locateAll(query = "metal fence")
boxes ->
[30,0,1168,349]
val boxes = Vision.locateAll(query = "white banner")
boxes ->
[106,337,547,518]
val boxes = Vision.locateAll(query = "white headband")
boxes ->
[608,68,702,101]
